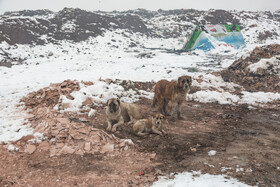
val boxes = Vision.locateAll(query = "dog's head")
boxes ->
[106,98,120,113]
[177,75,192,90]
[152,114,165,127]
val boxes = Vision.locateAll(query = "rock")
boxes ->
[56,118,70,124]
[26,114,35,119]
[123,145,129,151]
[82,98,93,106]
[75,149,84,156]
[60,145,75,154]
[101,143,114,153]
[150,153,156,159]
[84,142,91,151]
[26,144,36,154]
[38,141,50,151]
[69,128,87,140]
[48,51,54,56]
[20,135,34,142]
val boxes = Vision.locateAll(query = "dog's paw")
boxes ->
[111,127,117,132]
[106,126,112,131]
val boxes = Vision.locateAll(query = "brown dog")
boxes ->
[152,75,192,119]
[133,114,166,136]
[105,98,141,132]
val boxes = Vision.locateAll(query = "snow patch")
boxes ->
[208,150,217,156]
[152,171,255,187]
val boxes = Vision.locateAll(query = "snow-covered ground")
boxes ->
[0,27,279,186]
[1,29,280,142]
[152,171,256,187]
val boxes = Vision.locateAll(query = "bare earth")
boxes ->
[1,96,280,187]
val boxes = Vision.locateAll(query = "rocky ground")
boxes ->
[1,70,280,186]
[221,44,280,92]
[0,97,279,186]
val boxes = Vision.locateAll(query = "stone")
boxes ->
[26,114,35,119]
[75,149,84,156]
[38,141,50,151]
[84,142,91,151]
[82,98,93,106]
[60,145,75,154]
[56,118,70,124]
[20,135,34,142]
[26,144,36,154]
[123,145,129,151]
[69,128,87,140]
[150,153,156,159]
[101,143,114,153]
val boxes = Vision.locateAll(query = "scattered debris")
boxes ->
[221,44,280,92]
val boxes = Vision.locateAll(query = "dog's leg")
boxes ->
[112,116,124,132]
[170,102,178,118]
[177,103,184,120]
[106,120,113,131]
[163,99,169,116]
[136,132,149,136]
[152,127,163,136]
[158,98,165,115]
[161,129,167,135]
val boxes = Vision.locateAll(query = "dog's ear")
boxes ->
[152,114,158,119]
[116,98,120,105]
[177,76,182,84]
[187,76,192,84]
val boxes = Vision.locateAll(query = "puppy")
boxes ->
[105,98,141,132]
[152,75,192,119]
[133,114,166,136]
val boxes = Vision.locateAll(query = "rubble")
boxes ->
[21,79,80,108]
[14,79,135,156]
[220,44,280,92]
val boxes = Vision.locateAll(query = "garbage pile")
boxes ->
[13,80,134,156]
[221,44,280,92]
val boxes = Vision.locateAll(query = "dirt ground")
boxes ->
[1,96,280,187]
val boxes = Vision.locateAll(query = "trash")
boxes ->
[221,44,280,92]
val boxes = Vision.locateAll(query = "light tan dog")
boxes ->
[133,114,166,136]
[105,98,141,132]
[152,75,192,119]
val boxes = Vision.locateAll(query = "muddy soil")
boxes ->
[1,98,280,187]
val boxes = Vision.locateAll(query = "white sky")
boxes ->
[0,0,279,14]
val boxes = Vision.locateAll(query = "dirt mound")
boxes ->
[221,44,280,92]
[16,80,135,157]
[21,79,80,108]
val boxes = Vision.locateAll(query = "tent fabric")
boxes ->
[184,24,246,51]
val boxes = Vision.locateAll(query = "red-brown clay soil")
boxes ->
[1,97,280,187]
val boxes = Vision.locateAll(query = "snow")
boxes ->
[61,20,77,33]
[0,27,279,143]
[0,9,279,187]
[152,171,256,187]
[88,108,96,117]
[190,91,280,106]
[7,144,19,151]
[54,81,153,113]
[247,56,280,75]
[208,150,217,156]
